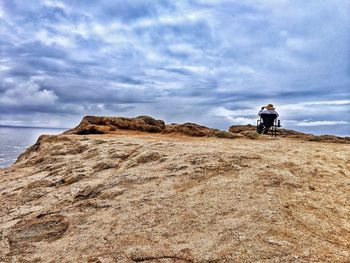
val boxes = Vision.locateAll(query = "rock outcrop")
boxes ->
[65,116,242,139]
[0,128,350,262]
[163,123,240,139]
[65,116,349,144]
[307,134,350,143]
[65,115,166,134]
[229,124,350,143]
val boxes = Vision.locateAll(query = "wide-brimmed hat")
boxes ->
[265,104,275,110]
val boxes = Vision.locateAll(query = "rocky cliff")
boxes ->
[0,116,349,262]
[65,116,350,144]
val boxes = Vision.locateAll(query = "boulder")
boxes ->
[229,124,256,133]
[65,116,166,135]
[162,122,219,137]
[136,115,166,129]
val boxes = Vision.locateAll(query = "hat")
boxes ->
[265,104,275,110]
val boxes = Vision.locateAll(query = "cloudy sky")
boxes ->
[0,0,349,135]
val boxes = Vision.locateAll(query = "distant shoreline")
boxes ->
[0,124,67,130]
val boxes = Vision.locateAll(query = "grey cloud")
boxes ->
[0,0,349,135]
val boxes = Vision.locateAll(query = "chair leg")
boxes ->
[271,126,276,137]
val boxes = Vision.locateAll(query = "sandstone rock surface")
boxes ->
[1,129,349,262]
[65,116,166,135]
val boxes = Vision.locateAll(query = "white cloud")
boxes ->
[43,0,69,12]
[0,65,10,72]
[182,65,209,74]
[235,65,256,75]
[35,30,74,48]
[138,10,210,28]
[279,100,350,112]
[304,100,350,106]
[286,38,307,51]
[0,82,58,106]
[0,0,5,19]
[209,107,256,125]
[296,120,350,127]
[168,43,200,55]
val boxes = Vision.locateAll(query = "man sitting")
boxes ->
[257,104,279,134]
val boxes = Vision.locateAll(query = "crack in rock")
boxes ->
[131,255,193,262]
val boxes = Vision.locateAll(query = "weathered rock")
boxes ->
[131,150,162,165]
[229,124,350,143]
[136,115,166,129]
[8,214,68,252]
[65,115,166,135]
[308,134,350,144]
[62,173,85,185]
[71,183,103,200]
[214,130,244,139]
[65,116,241,140]
[162,122,219,137]
[92,161,116,171]
[76,124,113,134]
[229,124,256,133]
[19,180,52,202]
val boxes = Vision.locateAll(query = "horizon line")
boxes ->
[0,124,68,130]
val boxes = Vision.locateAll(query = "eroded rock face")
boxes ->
[65,115,166,135]
[66,116,239,139]
[162,122,219,137]
[1,133,350,262]
[229,124,256,133]
[8,214,69,254]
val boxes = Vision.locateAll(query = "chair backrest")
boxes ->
[260,113,277,127]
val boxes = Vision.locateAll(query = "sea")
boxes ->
[0,126,66,168]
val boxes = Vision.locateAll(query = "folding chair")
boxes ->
[256,113,281,137]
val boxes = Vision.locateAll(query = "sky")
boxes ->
[0,0,349,135]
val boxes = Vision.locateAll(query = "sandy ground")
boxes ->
[0,133,349,262]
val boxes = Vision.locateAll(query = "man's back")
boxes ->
[258,109,279,117]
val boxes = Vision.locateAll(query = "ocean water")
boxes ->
[0,126,65,168]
